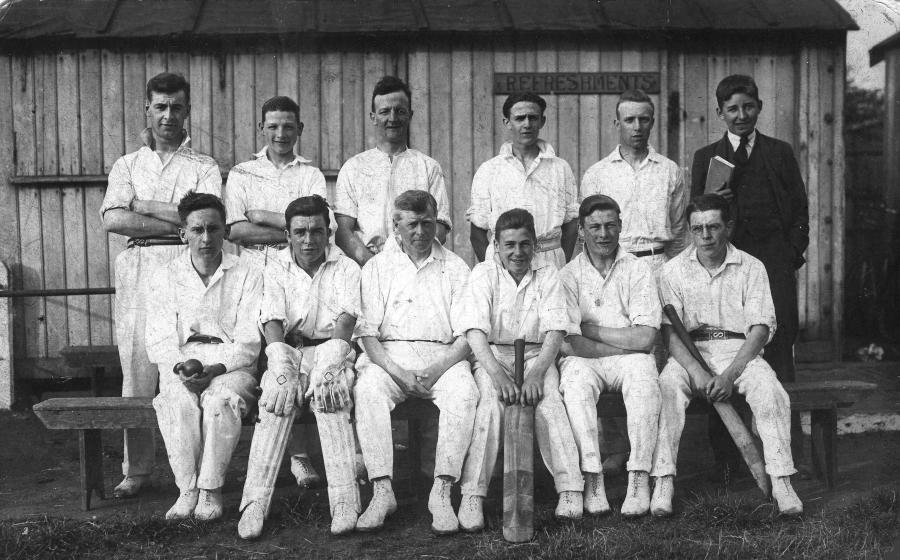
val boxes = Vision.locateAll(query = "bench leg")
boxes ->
[407,417,422,499]
[810,409,838,489]
[79,429,105,510]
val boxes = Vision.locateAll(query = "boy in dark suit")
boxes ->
[690,74,809,480]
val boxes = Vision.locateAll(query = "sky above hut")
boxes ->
[840,0,900,88]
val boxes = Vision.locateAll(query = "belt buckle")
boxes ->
[711,330,725,340]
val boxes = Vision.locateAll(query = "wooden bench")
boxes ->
[33,380,876,511]
[59,345,121,396]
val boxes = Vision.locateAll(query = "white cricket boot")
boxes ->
[356,478,397,532]
[330,501,359,535]
[621,471,651,517]
[650,475,674,517]
[428,477,460,535]
[458,494,485,532]
[555,490,584,520]
[290,454,323,488]
[584,472,611,515]
[113,475,150,498]
[772,476,803,516]
[165,488,199,521]
[193,488,224,521]
[237,501,266,539]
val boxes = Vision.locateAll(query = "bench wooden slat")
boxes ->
[34,397,155,430]
[58,345,120,369]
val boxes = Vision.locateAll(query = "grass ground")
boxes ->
[2,409,899,559]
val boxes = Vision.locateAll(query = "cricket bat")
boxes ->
[502,338,534,543]
[662,304,771,498]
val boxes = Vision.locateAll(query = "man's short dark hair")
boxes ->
[146,72,190,103]
[177,191,226,224]
[371,76,412,112]
[715,74,760,107]
[285,195,331,231]
[615,89,655,119]
[392,190,437,221]
[687,194,732,224]
[261,95,300,123]
[578,194,621,226]
[502,92,547,119]
[494,208,536,241]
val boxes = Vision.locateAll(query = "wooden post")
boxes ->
[0,260,12,410]
[79,429,106,510]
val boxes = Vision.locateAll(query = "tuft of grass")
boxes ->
[1,487,898,559]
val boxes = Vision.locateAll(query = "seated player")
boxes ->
[650,194,803,516]
[558,195,662,517]
[457,208,584,530]
[146,192,262,521]
[353,190,477,535]
[238,195,361,538]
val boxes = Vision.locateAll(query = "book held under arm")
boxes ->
[705,156,734,194]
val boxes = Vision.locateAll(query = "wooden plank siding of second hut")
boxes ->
[0,34,846,373]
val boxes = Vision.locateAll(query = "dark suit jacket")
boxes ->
[690,132,810,269]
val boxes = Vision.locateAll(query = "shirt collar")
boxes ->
[581,245,629,274]
[177,249,237,282]
[686,242,742,269]
[138,131,192,156]
[254,146,312,167]
[385,238,446,264]
[277,243,343,267]
[499,139,556,159]
[610,144,662,163]
[726,129,756,152]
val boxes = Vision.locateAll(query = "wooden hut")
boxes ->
[0,0,856,393]
[870,32,900,251]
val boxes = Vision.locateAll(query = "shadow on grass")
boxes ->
[2,487,898,559]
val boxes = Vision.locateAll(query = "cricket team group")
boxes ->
[100,69,809,539]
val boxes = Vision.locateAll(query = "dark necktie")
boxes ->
[735,134,750,165]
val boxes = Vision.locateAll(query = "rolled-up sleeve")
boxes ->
[355,259,385,338]
[743,261,777,344]
[334,162,358,219]
[333,259,362,322]
[429,163,453,230]
[223,166,249,226]
[658,264,682,327]
[538,269,575,336]
[198,162,223,197]
[558,266,583,336]
[259,269,288,331]
[628,260,662,329]
[100,157,135,218]
[453,264,493,337]
[466,164,492,230]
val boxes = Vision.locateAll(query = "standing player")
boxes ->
[224,95,328,484]
[334,76,451,265]
[579,89,687,475]
[468,92,579,269]
[146,193,262,521]
[238,195,361,538]
[101,72,221,498]
[353,191,477,534]
[456,208,583,530]
[558,195,661,518]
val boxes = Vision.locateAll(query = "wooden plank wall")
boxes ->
[0,35,845,367]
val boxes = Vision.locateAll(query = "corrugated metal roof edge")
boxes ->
[870,31,900,66]
[0,28,850,53]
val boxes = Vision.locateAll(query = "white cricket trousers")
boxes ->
[115,244,184,477]
[354,341,478,482]
[650,339,797,478]
[153,366,258,492]
[460,344,583,497]
[559,353,660,474]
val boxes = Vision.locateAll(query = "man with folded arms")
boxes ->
[224,95,328,485]
[101,72,221,499]
[353,190,477,534]
[146,192,262,521]
[237,195,361,538]
[558,194,661,518]
[456,208,583,530]
[650,194,802,517]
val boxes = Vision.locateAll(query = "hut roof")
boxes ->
[870,30,900,66]
[0,0,857,41]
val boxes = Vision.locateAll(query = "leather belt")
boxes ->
[127,237,183,248]
[689,329,745,342]
[285,331,328,347]
[186,334,224,344]
[629,246,665,258]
